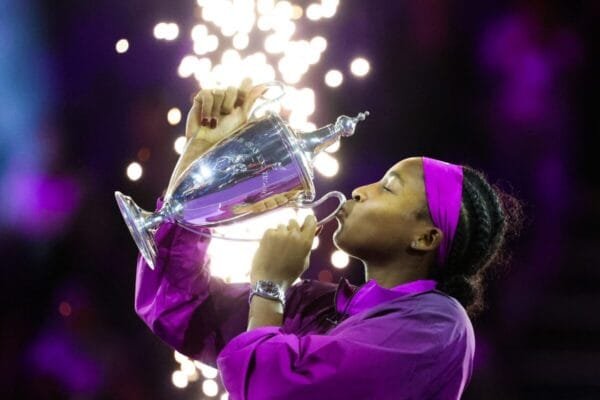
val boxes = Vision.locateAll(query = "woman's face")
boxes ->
[333,157,434,261]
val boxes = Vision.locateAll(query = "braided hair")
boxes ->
[427,166,523,318]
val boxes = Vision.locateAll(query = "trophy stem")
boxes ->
[114,191,164,269]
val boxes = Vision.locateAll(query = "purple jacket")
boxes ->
[135,221,475,400]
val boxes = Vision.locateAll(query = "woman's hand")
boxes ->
[166,78,267,195]
[250,215,317,291]
[186,77,267,145]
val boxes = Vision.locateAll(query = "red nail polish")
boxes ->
[210,118,217,129]
[201,118,209,126]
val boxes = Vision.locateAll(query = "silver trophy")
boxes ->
[115,99,368,269]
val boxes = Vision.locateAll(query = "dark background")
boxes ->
[1,0,599,399]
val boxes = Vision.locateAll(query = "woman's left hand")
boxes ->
[185,78,267,144]
[250,215,317,290]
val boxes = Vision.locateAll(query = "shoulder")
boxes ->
[403,290,475,347]
[414,290,471,322]
[355,290,474,350]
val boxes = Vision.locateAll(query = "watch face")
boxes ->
[258,281,282,297]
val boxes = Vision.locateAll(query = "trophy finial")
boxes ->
[298,111,369,156]
[335,111,370,137]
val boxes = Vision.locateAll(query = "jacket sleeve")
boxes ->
[134,203,251,367]
[215,310,453,400]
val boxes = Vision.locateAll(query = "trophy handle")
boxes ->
[248,81,286,121]
[294,191,347,226]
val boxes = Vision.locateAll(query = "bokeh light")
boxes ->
[313,152,339,177]
[312,235,320,250]
[306,3,322,21]
[154,22,180,41]
[126,162,142,181]
[325,140,340,153]
[202,379,219,397]
[310,36,327,53]
[167,107,182,125]
[181,359,197,376]
[171,370,188,389]
[58,301,72,317]
[321,0,340,18]
[115,38,129,54]
[174,136,187,155]
[318,269,333,282]
[233,32,250,49]
[324,69,343,87]
[331,249,350,269]
[137,147,151,162]
[350,57,370,77]
[195,361,219,379]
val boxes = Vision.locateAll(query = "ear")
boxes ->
[410,227,443,252]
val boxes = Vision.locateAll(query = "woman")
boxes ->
[135,81,521,399]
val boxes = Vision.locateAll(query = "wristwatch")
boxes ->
[249,280,286,307]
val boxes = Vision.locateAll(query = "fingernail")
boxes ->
[210,118,217,129]
[201,118,209,127]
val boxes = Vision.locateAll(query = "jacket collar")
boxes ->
[334,278,438,316]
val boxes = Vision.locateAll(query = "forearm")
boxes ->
[247,296,284,331]
[135,221,254,364]
[135,222,211,340]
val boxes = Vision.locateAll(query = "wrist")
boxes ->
[250,277,291,292]
[249,295,284,311]
[249,279,287,307]
[247,296,284,330]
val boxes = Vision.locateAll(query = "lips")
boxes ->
[336,202,352,220]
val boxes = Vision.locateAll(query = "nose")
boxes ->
[352,185,367,202]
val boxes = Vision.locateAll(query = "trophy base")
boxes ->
[114,191,158,269]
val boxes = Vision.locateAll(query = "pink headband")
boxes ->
[422,157,464,265]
